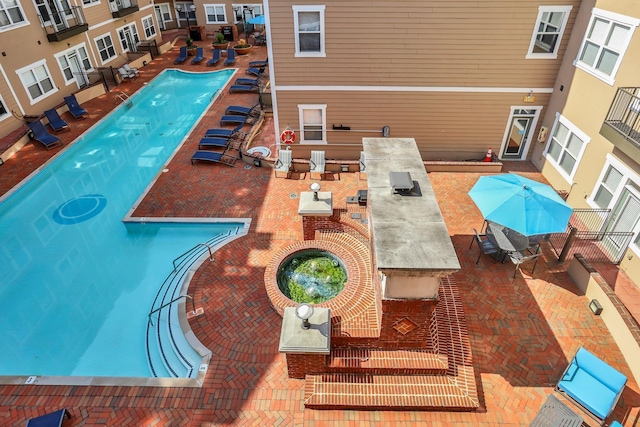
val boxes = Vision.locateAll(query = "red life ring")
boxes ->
[280,129,296,144]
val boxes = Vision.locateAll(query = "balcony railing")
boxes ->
[110,0,139,18]
[39,6,88,42]
[601,87,640,163]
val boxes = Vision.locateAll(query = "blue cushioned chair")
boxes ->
[174,46,188,64]
[191,47,204,64]
[27,120,63,150]
[63,94,89,119]
[198,137,229,150]
[204,122,247,139]
[224,48,235,66]
[191,150,236,166]
[556,347,627,425]
[225,103,260,117]
[44,109,70,132]
[206,49,221,67]
[26,408,71,427]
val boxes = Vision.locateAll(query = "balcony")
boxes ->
[39,7,88,43]
[600,87,640,164]
[110,0,139,19]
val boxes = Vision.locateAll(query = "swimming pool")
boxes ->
[0,69,245,381]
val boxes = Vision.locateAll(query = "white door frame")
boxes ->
[498,106,543,160]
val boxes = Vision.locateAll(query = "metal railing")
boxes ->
[109,0,138,13]
[603,87,640,149]
[38,6,87,38]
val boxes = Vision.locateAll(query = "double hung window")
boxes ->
[17,60,57,104]
[299,105,326,143]
[527,6,572,58]
[544,114,589,181]
[293,5,325,57]
[204,4,225,23]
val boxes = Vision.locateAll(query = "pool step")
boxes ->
[327,348,448,375]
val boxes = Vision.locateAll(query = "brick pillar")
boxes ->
[285,353,327,379]
[378,299,437,348]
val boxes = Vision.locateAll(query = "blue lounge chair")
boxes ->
[206,49,221,67]
[191,47,204,64]
[224,48,235,66]
[225,103,260,117]
[64,94,89,119]
[198,137,229,149]
[191,150,236,166]
[204,122,247,139]
[220,114,258,126]
[44,109,70,132]
[249,58,268,68]
[246,67,266,78]
[27,120,63,150]
[235,77,261,86]
[174,46,188,64]
[26,408,71,427]
[556,347,627,425]
[229,80,259,93]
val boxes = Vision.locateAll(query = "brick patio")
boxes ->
[1,41,639,426]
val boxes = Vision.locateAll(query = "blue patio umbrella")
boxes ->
[247,15,265,25]
[468,173,573,236]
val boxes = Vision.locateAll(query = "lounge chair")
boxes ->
[26,408,71,427]
[206,49,221,67]
[198,137,229,150]
[117,67,135,83]
[224,48,235,66]
[274,149,292,178]
[27,120,63,150]
[249,58,268,68]
[246,67,266,78]
[191,47,204,64]
[310,150,326,179]
[229,80,260,93]
[64,94,89,119]
[204,123,247,139]
[123,63,139,76]
[43,109,70,133]
[219,115,257,126]
[556,347,627,425]
[174,46,188,64]
[225,103,260,117]
[191,150,236,166]
[234,77,261,86]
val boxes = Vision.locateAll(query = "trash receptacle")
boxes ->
[189,26,203,41]
[221,26,234,41]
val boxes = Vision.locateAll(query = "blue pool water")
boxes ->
[0,69,239,378]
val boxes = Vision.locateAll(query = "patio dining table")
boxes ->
[486,221,530,260]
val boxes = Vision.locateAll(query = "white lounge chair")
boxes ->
[274,149,292,178]
[310,150,325,180]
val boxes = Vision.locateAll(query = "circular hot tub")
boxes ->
[247,146,271,158]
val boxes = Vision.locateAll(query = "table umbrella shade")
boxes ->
[247,15,265,25]
[468,173,573,236]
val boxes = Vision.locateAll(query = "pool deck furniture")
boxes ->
[191,47,204,65]
[190,150,236,166]
[63,94,89,119]
[274,149,292,178]
[27,120,63,150]
[530,394,583,427]
[235,77,261,86]
[174,46,188,64]
[220,114,257,126]
[225,103,260,117]
[556,347,627,425]
[508,248,542,277]
[206,49,221,67]
[198,137,229,150]
[470,228,500,265]
[204,122,247,140]
[26,408,71,427]
[229,80,260,93]
[249,58,268,68]
[310,150,326,180]
[123,63,139,76]
[486,221,530,262]
[118,67,135,82]
[224,48,236,66]
[44,109,70,133]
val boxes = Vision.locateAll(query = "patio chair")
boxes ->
[27,120,63,150]
[191,47,204,64]
[470,228,499,265]
[310,150,326,180]
[191,150,236,166]
[174,46,188,64]
[229,80,260,93]
[225,103,260,117]
[249,58,268,68]
[359,151,366,180]
[26,408,71,427]
[508,249,542,277]
[234,76,262,86]
[224,48,235,66]
[246,67,266,78]
[117,67,135,83]
[556,347,627,425]
[123,63,139,76]
[204,122,247,139]
[274,149,292,178]
[198,137,229,150]
[206,49,221,67]
[219,114,257,126]
[63,94,89,119]
[44,109,70,133]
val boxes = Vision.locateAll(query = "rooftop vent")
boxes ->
[390,172,414,193]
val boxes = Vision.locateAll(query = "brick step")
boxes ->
[327,348,448,375]
[304,373,479,410]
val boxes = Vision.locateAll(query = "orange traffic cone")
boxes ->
[484,148,492,162]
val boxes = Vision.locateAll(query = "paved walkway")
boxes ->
[1,43,639,426]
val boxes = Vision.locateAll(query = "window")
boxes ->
[298,104,326,143]
[293,5,325,57]
[575,9,639,84]
[95,33,117,63]
[526,6,572,59]
[142,15,156,38]
[56,46,92,86]
[156,3,171,21]
[16,60,57,104]
[117,23,140,52]
[204,4,226,23]
[82,0,100,6]
[0,0,27,30]
[592,165,623,209]
[0,96,9,121]
[544,113,589,181]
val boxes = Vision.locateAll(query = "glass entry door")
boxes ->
[500,108,540,160]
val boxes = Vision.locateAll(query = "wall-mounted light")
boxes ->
[253,158,261,167]
[589,299,603,315]
[524,90,535,103]
[341,164,349,172]
[1,52,5,57]
[37,40,41,45]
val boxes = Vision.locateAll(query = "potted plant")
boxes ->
[186,37,197,56]
[233,38,252,55]
[212,33,228,49]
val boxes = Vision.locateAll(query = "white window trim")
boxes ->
[82,0,101,9]
[543,112,590,183]
[94,32,117,65]
[497,106,543,160]
[204,4,228,24]
[292,5,325,58]
[573,8,640,86]
[0,94,10,122]
[0,0,30,33]
[526,5,572,59]
[141,14,157,39]
[14,59,58,105]
[116,22,140,53]
[298,104,327,144]
[54,43,93,86]
[155,3,174,22]
[587,153,640,254]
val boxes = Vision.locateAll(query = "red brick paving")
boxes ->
[1,43,640,426]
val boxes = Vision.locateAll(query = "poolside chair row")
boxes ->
[27,94,90,150]
[174,47,236,66]
[117,64,139,82]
